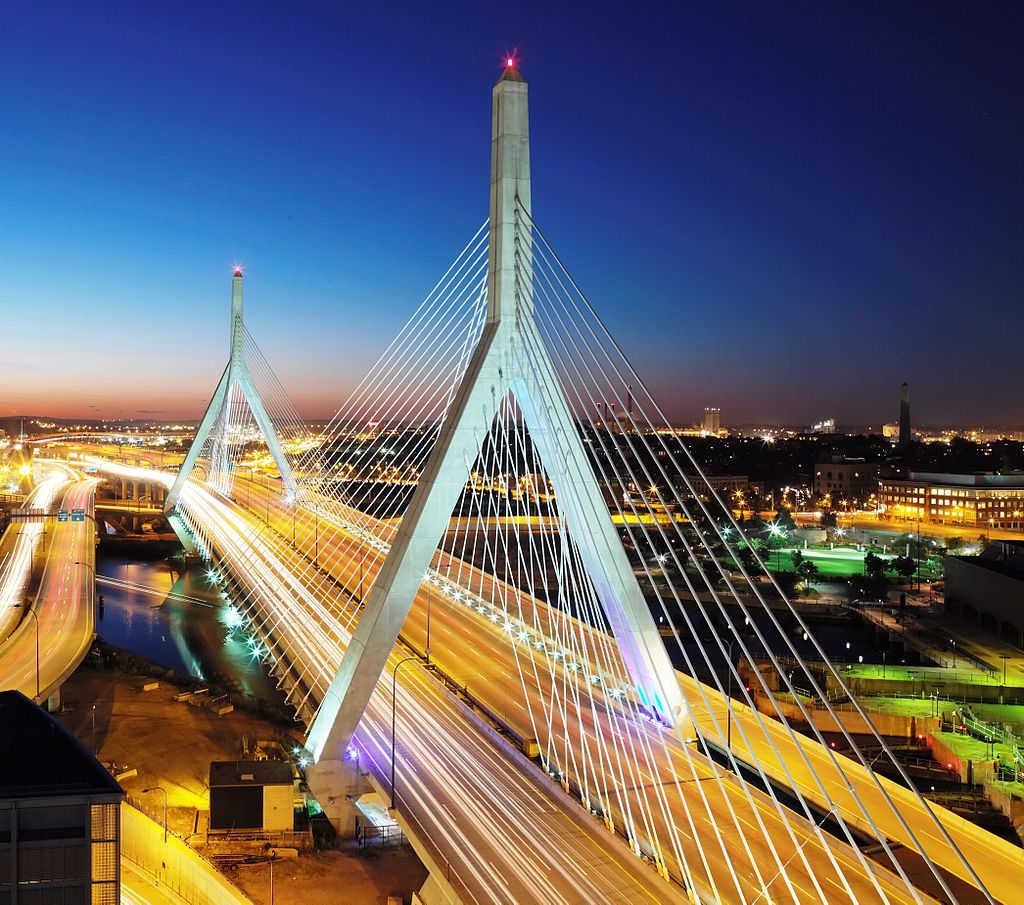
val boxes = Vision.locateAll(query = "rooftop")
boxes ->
[905,471,1024,488]
[0,690,123,800]
[209,759,294,787]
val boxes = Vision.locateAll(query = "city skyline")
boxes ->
[2,3,1022,426]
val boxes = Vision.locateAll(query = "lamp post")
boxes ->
[74,560,97,622]
[425,578,431,663]
[142,786,168,843]
[359,550,366,604]
[390,656,420,809]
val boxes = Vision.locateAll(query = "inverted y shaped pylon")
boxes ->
[165,270,298,511]
[307,64,687,763]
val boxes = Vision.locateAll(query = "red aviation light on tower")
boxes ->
[232,264,244,277]
[503,48,519,71]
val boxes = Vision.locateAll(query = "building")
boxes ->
[809,418,836,434]
[813,458,880,503]
[945,540,1024,647]
[702,407,721,434]
[0,690,122,904]
[209,760,295,833]
[879,472,1024,530]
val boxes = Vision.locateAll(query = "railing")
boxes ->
[354,817,405,848]
[951,704,1024,771]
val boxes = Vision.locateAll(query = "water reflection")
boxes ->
[96,553,284,704]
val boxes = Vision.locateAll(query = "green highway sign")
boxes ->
[57,510,69,522]
[71,509,86,522]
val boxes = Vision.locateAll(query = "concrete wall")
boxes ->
[120,802,252,905]
[945,556,1024,646]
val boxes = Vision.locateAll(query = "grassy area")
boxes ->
[770,548,869,578]
[759,545,943,580]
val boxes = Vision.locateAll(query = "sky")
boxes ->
[1,2,1021,428]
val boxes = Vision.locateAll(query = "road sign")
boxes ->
[71,508,86,522]
[57,510,69,522]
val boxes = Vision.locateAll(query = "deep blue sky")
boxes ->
[1,2,1021,427]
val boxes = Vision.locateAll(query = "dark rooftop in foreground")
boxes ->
[0,690,122,800]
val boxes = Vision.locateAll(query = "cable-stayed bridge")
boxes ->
[82,64,1021,904]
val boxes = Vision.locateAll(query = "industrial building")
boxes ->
[945,540,1024,647]
[208,760,295,834]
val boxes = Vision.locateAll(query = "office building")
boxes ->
[879,472,1024,530]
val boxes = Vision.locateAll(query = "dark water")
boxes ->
[95,553,284,703]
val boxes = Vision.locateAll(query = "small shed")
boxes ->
[209,760,294,832]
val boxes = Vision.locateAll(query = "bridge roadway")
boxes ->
[234,478,1012,904]
[0,474,98,702]
[93,460,933,905]
[71,450,1009,902]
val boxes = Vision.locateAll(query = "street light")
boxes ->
[424,576,432,663]
[142,786,168,843]
[74,560,98,621]
[390,655,420,809]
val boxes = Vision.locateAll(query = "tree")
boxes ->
[797,560,821,596]
[791,549,804,573]
[892,554,916,581]
[820,510,838,530]
[737,545,763,577]
[774,507,796,530]
[864,552,887,580]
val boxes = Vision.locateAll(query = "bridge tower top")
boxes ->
[164,267,299,509]
[231,268,245,361]
[487,62,530,324]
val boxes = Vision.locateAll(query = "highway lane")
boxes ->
[0,460,74,642]
[0,476,98,701]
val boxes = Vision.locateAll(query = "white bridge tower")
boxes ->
[307,64,688,765]
[165,269,299,511]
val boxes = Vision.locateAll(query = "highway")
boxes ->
[0,460,74,643]
[68,446,1017,903]
[0,471,98,701]
[80,456,945,905]
[233,475,1015,904]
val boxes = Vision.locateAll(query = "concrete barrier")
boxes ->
[120,802,252,905]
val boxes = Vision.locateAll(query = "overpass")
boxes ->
[0,462,98,709]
